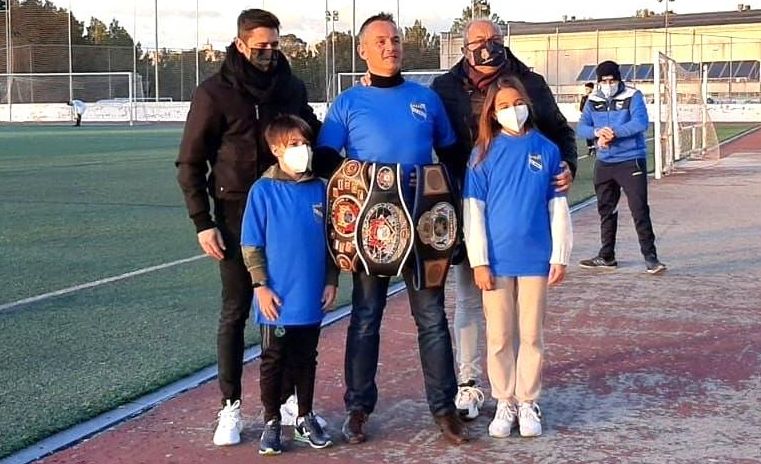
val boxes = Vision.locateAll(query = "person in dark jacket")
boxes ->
[580,82,596,156]
[175,8,320,447]
[430,19,577,421]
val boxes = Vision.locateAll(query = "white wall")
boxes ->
[559,103,761,123]
[0,102,331,123]
[2,102,759,124]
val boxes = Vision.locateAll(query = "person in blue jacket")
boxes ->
[463,75,573,439]
[577,60,667,274]
[241,114,338,455]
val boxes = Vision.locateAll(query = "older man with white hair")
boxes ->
[430,19,578,433]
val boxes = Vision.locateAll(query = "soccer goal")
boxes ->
[0,72,143,124]
[653,52,720,179]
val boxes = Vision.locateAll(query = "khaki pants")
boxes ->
[482,276,547,403]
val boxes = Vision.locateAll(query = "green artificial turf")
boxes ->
[0,122,756,458]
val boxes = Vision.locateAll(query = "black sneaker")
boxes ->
[295,412,333,449]
[259,419,283,456]
[579,256,618,269]
[646,260,667,274]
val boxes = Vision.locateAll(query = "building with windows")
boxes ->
[440,6,761,102]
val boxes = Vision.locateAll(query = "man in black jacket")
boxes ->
[175,9,320,447]
[430,19,577,423]
[580,81,596,156]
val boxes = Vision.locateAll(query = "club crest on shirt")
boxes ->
[410,102,427,121]
[313,203,324,220]
[528,154,543,172]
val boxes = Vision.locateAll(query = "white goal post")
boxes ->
[0,72,139,124]
[653,51,719,179]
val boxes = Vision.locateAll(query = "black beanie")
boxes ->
[596,60,621,81]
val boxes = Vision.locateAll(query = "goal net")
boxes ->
[0,72,143,124]
[653,52,720,179]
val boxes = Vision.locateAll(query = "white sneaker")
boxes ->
[455,382,485,420]
[279,394,328,428]
[518,402,542,437]
[488,400,517,438]
[213,399,243,446]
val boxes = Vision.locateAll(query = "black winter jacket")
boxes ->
[176,44,320,232]
[431,48,578,185]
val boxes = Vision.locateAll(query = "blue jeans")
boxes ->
[344,267,458,416]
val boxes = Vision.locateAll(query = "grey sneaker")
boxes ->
[646,260,667,274]
[295,412,333,449]
[259,419,283,456]
[579,256,618,269]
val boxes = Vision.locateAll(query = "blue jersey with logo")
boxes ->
[241,177,327,326]
[317,81,456,197]
[464,130,563,277]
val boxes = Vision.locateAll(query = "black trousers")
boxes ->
[216,199,296,405]
[593,159,658,262]
[75,114,82,126]
[260,324,321,422]
[215,199,253,404]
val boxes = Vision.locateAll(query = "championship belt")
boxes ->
[326,159,371,272]
[411,164,459,290]
[355,163,414,277]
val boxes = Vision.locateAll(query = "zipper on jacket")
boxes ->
[254,104,260,121]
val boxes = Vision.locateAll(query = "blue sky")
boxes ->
[57,0,758,50]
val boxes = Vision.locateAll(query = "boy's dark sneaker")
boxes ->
[295,412,333,449]
[342,410,368,444]
[259,419,283,456]
[646,260,667,274]
[579,256,618,269]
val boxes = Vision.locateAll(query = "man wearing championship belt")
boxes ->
[315,13,468,446]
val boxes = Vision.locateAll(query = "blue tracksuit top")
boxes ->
[577,84,649,163]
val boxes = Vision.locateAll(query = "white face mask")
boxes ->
[282,144,311,173]
[496,105,529,133]
[600,82,618,98]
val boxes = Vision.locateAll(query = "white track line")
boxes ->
[0,281,408,464]
[0,255,206,313]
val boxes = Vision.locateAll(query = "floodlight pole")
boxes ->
[68,0,73,107]
[5,1,12,121]
[658,0,675,55]
[324,2,329,102]
[195,0,200,90]
[154,0,159,103]
[132,1,137,120]
[331,10,337,100]
[351,0,355,76]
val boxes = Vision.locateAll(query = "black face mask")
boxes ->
[248,48,278,72]
[469,40,506,67]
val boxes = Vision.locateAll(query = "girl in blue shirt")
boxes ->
[462,76,573,439]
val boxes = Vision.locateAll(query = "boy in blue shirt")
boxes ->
[577,60,666,274]
[241,115,338,455]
